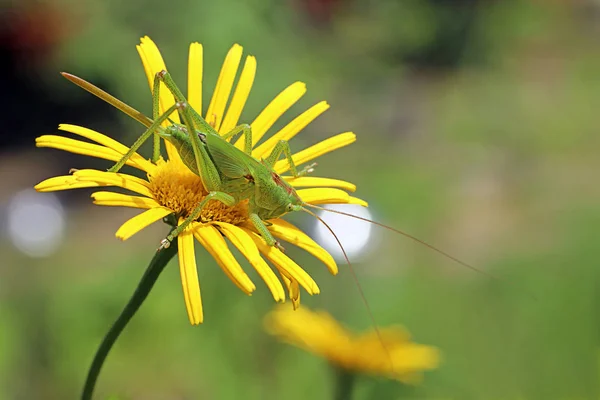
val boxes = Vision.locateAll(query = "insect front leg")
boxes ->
[222,124,253,155]
[108,101,181,173]
[264,140,316,177]
[150,73,165,162]
[175,102,222,192]
[160,192,236,249]
[248,213,285,252]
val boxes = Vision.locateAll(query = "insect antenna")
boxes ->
[300,206,395,371]
[303,203,497,280]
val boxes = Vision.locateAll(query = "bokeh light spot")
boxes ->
[7,189,65,257]
[312,204,374,263]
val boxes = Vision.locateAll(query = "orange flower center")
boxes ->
[147,158,248,225]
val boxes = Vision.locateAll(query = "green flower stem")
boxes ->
[333,367,356,400]
[81,242,178,400]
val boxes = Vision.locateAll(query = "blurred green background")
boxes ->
[1,0,599,398]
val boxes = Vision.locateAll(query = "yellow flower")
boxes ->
[35,36,367,325]
[264,306,440,384]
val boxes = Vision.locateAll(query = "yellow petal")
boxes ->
[206,44,243,132]
[115,206,172,240]
[236,81,307,150]
[267,219,338,275]
[137,36,181,163]
[219,55,257,134]
[178,228,204,325]
[193,224,256,294]
[35,175,98,192]
[73,169,153,198]
[91,191,159,209]
[187,42,203,113]
[253,101,329,158]
[284,176,356,192]
[35,136,144,170]
[296,188,350,204]
[265,306,352,346]
[348,196,368,207]
[137,42,155,94]
[279,272,300,310]
[274,132,356,174]
[58,124,155,172]
[137,36,180,124]
[213,222,285,302]
[296,189,368,207]
[242,228,320,295]
[390,345,441,371]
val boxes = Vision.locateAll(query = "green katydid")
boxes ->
[60,69,487,277]
[64,70,314,252]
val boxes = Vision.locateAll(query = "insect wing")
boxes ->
[205,133,257,178]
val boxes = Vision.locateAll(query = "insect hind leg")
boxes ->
[175,101,222,192]
[155,70,216,135]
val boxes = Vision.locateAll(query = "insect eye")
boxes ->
[286,204,293,212]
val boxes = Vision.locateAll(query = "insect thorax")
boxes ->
[252,171,302,220]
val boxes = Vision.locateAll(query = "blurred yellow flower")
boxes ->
[35,36,367,325]
[264,306,440,383]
